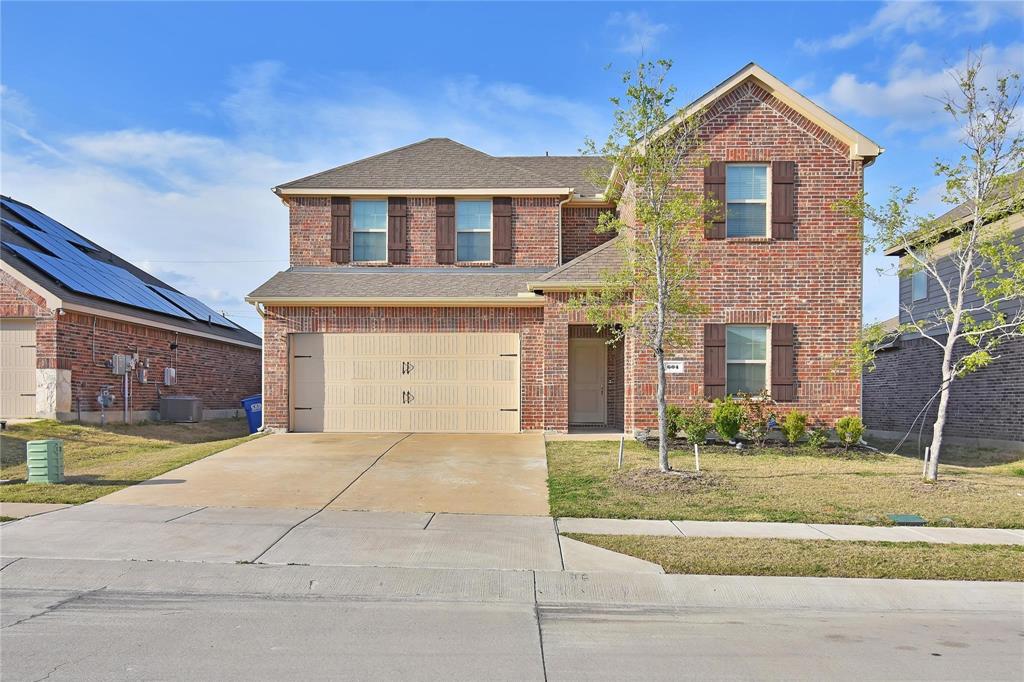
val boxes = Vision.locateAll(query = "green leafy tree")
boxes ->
[571,60,712,473]
[848,54,1023,481]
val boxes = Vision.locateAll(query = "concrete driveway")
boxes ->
[96,432,550,516]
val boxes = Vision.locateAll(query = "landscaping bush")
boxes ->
[711,396,744,443]
[740,390,776,446]
[807,427,830,449]
[780,410,809,445]
[665,405,682,439]
[835,416,865,449]
[676,403,713,443]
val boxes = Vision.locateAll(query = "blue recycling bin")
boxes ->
[241,394,263,434]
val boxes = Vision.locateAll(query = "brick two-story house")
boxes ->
[863,176,1023,450]
[247,64,882,434]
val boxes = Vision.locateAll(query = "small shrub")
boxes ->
[676,403,713,443]
[835,416,865,449]
[807,427,830,449]
[739,390,776,446]
[780,410,809,445]
[711,396,744,443]
[665,405,682,440]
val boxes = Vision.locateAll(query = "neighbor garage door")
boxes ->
[290,332,520,433]
[1,318,37,418]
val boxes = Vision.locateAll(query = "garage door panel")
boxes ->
[291,332,520,433]
[1,319,37,418]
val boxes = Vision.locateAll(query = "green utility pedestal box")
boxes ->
[26,439,64,483]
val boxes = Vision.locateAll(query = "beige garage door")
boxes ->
[1,318,37,418]
[290,332,521,433]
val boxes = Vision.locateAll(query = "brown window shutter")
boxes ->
[331,197,351,264]
[704,162,726,239]
[387,197,408,264]
[492,197,513,264]
[772,161,796,240]
[771,323,796,402]
[703,323,726,400]
[436,197,455,264]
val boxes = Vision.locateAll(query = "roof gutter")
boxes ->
[245,293,546,307]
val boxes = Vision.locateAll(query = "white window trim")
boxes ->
[725,163,771,238]
[911,269,928,301]
[455,198,494,264]
[351,198,389,263]
[725,324,771,396]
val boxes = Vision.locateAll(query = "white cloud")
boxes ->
[958,1,1024,33]
[607,11,668,55]
[817,43,1024,132]
[797,1,946,54]
[1,66,603,335]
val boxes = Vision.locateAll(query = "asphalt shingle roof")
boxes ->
[278,138,572,191]
[535,236,624,283]
[247,267,550,300]
[503,156,609,198]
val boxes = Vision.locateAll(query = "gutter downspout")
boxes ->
[557,191,575,266]
[253,301,269,432]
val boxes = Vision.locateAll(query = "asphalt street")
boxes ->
[2,557,1021,681]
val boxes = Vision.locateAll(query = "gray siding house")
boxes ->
[862,191,1024,451]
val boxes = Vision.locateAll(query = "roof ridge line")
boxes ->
[276,138,445,189]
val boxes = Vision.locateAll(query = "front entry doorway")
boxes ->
[568,337,607,425]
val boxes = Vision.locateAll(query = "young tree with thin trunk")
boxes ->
[572,60,712,473]
[852,55,1023,481]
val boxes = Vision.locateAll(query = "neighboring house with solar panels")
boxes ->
[1,196,261,422]
[247,64,881,435]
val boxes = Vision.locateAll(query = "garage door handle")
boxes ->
[499,408,519,412]
[499,353,518,357]
[402,391,415,404]
[293,355,312,359]
[294,407,312,411]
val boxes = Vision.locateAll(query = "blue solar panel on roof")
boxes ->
[1,199,97,250]
[4,243,191,320]
[148,285,237,328]
[3,218,96,265]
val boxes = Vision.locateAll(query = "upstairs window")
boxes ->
[726,325,768,395]
[726,164,769,238]
[456,200,492,262]
[352,200,388,262]
[911,269,928,301]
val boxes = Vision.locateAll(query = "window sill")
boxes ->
[455,261,496,267]
[725,236,773,243]
[349,261,391,267]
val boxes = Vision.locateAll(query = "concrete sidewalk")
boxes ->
[556,517,1024,545]
[0,504,658,573]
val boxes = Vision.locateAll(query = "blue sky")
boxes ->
[2,1,1021,334]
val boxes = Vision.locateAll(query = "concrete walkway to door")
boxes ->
[95,433,550,516]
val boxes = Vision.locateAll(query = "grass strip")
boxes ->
[565,533,1024,582]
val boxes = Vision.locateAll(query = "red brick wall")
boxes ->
[261,305,545,430]
[288,196,561,268]
[622,82,863,430]
[289,197,333,267]
[56,312,261,415]
[561,206,616,263]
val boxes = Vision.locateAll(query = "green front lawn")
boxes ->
[565,534,1024,582]
[547,440,1024,528]
[0,419,258,505]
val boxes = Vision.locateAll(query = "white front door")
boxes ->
[569,338,607,424]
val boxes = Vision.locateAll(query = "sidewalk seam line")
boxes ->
[422,512,436,530]
[532,570,549,682]
[553,518,565,571]
[251,432,415,563]
[164,506,208,523]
